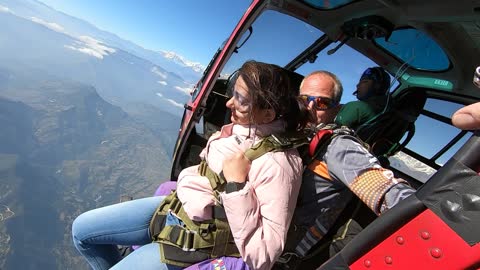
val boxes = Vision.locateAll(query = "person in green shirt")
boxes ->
[335,67,391,130]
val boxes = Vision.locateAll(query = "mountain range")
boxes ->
[0,0,204,116]
[0,0,208,268]
[389,151,436,183]
[0,66,180,269]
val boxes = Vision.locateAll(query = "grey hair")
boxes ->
[300,70,343,104]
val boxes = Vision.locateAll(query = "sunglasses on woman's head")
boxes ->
[299,95,336,110]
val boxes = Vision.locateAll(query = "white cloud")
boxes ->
[175,86,192,95]
[0,5,13,14]
[28,17,114,60]
[78,35,115,53]
[30,17,65,33]
[151,67,167,79]
[166,98,183,108]
[157,81,167,86]
[65,36,115,59]
[64,45,101,59]
[4,9,116,61]
[156,93,183,108]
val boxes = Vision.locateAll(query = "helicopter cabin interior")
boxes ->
[171,0,480,268]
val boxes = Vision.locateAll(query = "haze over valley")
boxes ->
[0,0,202,268]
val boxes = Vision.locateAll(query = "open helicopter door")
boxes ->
[318,130,480,270]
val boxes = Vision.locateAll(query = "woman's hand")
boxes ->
[222,151,251,183]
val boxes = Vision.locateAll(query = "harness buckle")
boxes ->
[334,125,353,136]
[271,134,292,149]
[277,252,300,264]
[182,230,196,251]
[199,223,216,237]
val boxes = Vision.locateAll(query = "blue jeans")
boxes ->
[72,196,182,270]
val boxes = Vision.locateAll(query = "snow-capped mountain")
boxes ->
[389,151,437,183]
[0,0,203,116]
[0,0,204,84]
[161,51,205,73]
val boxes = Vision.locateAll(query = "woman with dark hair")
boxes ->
[72,60,310,270]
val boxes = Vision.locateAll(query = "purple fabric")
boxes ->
[184,257,249,270]
[154,181,177,196]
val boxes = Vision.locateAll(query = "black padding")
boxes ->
[204,79,230,127]
[416,133,480,245]
[213,205,227,220]
[150,214,166,238]
[168,226,182,244]
[162,244,210,264]
[453,131,480,172]
[179,131,205,168]
[417,157,480,246]
[329,219,364,257]
[317,252,351,270]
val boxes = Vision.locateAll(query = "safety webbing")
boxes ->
[151,132,309,266]
[245,133,309,161]
[150,186,239,266]
[198,160,227,191]
[244,138,278,161]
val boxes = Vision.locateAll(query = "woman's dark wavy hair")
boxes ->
[236,60,312,131]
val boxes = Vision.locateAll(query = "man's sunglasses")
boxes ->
[299,95,336,110]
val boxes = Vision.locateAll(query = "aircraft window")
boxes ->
[436,132,472,165]
[219,8,397,104]
[375,28,450,71]
[296,42,390,103]
[300,0,357,9]
[389,127,472,184]
[220,9,322,77]
[191,81,202,101]
[389,98,470,182]
[405,114,462,164]
[424,98,464,119]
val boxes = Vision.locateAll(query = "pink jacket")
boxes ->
[177,121,303,270]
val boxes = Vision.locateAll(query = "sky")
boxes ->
[38,0,252,66]
[35,0,370,102]
[24,0,469,168]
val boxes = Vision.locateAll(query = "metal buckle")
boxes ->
[271,134,292,148]
[182,230,196,251]
[199,223,216,237]
[277,252,299,264]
